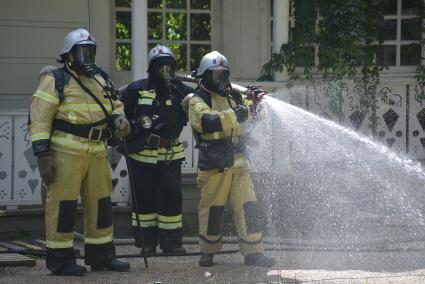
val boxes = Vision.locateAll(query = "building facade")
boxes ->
[0,0,423,208]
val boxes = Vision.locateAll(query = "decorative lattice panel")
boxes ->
[12,115,42,203]
[0,115,13,204]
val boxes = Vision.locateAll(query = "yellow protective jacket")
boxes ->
[188,85,253,171]
[29,66,124,156]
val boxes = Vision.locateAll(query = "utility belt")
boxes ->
[52,119,111,141]
[195,134,246,171]
[145,133,179,149]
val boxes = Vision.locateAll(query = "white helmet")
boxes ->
[148,44,175,72]
[60,28,96,56]
[193,51,229,77]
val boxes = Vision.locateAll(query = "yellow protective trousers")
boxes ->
[197,162,264,255]
[45,149,115,267]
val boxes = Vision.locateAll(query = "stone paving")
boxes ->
[2,243,425,283]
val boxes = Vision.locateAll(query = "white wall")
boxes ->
[0,0,111,109]
[221,0,271,81]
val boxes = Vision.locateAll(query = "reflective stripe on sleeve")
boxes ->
[31,132,51,142]
[33,89,59,104]
[112,110,123,115]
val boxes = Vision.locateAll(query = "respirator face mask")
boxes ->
[207,69,231,97]
[70,44,97,77]
[158,64,175,81]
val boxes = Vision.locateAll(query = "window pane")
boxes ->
[190,44,211,70]
[116,12,132,39]
[190,14,211,40]
[166,13,187,40]
[116,43,131,71]
[190,0,211,9]
[383,0,397,15]
[148,0,162,8]
[401,44,421,65]
[166,0,186,9]
[376,45,396,66]
[401,18,421,40]
[402,0,418,15]
[168,43,187,71]
[115,0,131,7]
[148,12,163,40]
[380,20,397,41]
[295,46,315,67]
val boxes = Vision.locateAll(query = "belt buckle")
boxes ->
[88,128,102,141]
[146,134,161,148]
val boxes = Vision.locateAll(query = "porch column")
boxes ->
[131,0,148,81]
[272,0,289,81]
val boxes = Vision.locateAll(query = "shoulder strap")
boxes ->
[51,68,71,102]
[66,70,110,119]
[194,88,212,108]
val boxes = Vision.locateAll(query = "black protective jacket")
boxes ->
[120,78,193,162]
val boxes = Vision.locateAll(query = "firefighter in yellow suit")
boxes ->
[188,51,276,267]
[29,29,130,276]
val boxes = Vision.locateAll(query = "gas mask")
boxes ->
[69,44,97,77]
[158,64,175,81]
[204,69,231,97]
[150,56,176,85]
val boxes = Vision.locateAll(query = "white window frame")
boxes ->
[147,0,213,72]
[280,0,422,77]
[380,0,421,75]
[112,0,214,74]
[113,4,132,72]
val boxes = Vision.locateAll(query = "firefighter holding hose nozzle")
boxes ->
[187,51,275,267]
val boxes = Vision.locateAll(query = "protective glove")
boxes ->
[234,104,248,123]
[246,85,267,106]
[37,151,55,186]
[113,114,131,139]
[181,93,194,116]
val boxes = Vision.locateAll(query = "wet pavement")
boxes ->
[2,242,425,283]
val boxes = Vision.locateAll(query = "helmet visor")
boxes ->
[211,69,229,85]
[158,64,175,80]
[72,44,96,65]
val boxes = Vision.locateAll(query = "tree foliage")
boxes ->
[259,0,394,133]
[260,0,386,81]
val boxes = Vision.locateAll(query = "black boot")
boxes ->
[52,263,87,276]
[162,247,186,255]
[91,259,130,272]
[244,253,276,267]
[198,253,214,267]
